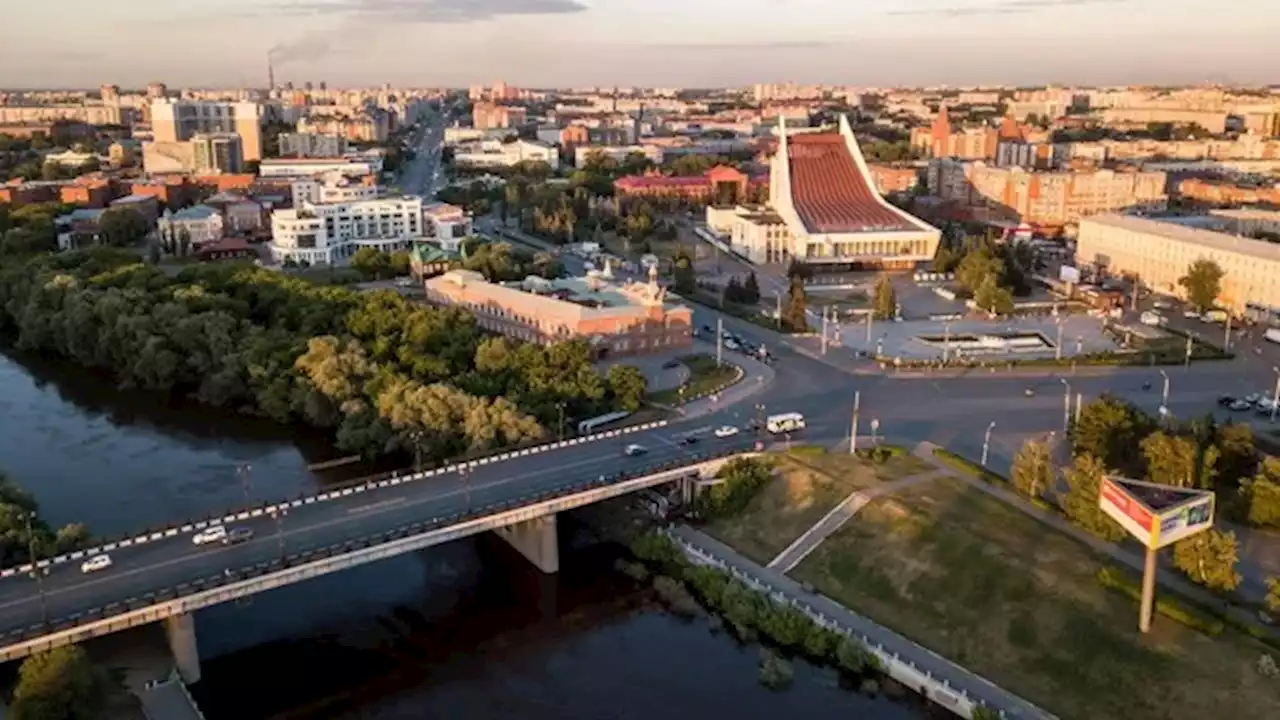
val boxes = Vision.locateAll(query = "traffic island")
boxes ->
[646,354,743,407]
[788,475,1280,720]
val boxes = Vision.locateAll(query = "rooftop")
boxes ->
[168,205,220,221]
[785,134,919,234]
[429,269,686,323]
[1081,214,1280,263]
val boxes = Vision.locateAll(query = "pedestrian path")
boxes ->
[767,469,945,573]
[667,525,1055,720]
[910,441,1280,641]
[138,674,205,720]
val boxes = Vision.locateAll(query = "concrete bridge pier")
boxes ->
[163,612,201,684]
[494,514,559,573]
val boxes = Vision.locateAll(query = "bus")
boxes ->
[765,412,806,435]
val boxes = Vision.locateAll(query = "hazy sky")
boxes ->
[3,0,1277,89]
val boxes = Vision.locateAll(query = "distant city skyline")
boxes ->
[3,0,1278,89]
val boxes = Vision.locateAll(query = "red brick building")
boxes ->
[613,166,767,203]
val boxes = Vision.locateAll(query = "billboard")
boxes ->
[1099,476,1214,550]
[1059,265,1081,285]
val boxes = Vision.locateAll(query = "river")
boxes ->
[0,351,928,719]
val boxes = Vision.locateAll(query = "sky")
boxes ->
[2,0,1278,89]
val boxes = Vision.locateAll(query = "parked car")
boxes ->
[192,525,227,545]
[1230,399,1254,412]
[81,554,112,574]
[1183,310,1200,319]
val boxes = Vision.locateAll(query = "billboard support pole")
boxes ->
[1139,547,1157,633]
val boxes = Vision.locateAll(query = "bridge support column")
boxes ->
[164,612,201,684]
[494,514,559,574]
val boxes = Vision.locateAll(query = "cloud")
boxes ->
[888,0,1128,18]
[261,0,591,23]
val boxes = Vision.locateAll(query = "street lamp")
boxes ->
[556,402,566,441]
[982,421,996,467]
[1159,369,1170,413]
[237,464,252,506]
[461,467,472,513]
[410,430,424,474]
[943,322,953,364]
[1272,367,1280,423]
[270,509,287,561]
[1059,378,1072,432]
[25,513,48,627]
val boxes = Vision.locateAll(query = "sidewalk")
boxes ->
[667,525,1054,720]
[911,441,1280,641]
[673,341,776,421]
[767,469,945,573]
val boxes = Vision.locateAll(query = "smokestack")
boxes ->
[268,54,275,90]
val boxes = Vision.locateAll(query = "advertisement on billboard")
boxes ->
[1099,477,1154,542]
[1059,265,1081,285]
[1151,495,1215,549]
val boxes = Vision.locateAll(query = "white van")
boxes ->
[1202,309,1229,324]
[1139,311,1164,327]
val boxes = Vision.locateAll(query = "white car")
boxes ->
[80,554,113,574]
[192,525,227,545]
[624,444,648,457]
[1183,310,1200,319]
[714,425,740,438]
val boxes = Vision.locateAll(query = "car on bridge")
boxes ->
[223,528,254,545]
[192,525,227,545]
[80,554,112,574]
[714,425,740,438]
[624,444,648,457]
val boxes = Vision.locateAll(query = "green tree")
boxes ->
[1141,430,1218,489]
[606,364,647,412]
[973,274,1014,315]
[871,275,897,320]
[1267,577,1280,612]
[1213,422,1258,488]
[1178,258,1225,312]
[97,207,149,248]
[1061,453,1126,541]
[11,645,110,720]
[1011,438,1053,500]
[670,248,696,295]
[1243,458,1280,528]
[1172,528,1241,592]
[742,272,761,304]
[1071,394,1155,476]
[782,277,808,332]
[350,247,392,280]
[955,246,1003,293]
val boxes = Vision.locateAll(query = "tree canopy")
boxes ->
[97,207,149,248]
[872,275,897,320]
[1178,258,1224,312]
[11,645,110,720]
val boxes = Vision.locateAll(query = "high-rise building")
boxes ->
[150,99,264,161]
[192,133,244,174]
[100,84,120,105]
[278,132,348,158]
[147,82,168,100]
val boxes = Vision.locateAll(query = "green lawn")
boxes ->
[792,476,1280,720]
[647,354,739,406]
[703,447,935,565]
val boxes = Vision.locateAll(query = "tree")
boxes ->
[742,272,761,304]
[1141,431,1218,489]
[1071,394,1154,477]
[607,364,647,412]
[11,645,110,720]
[1061,453,1126,541]
[781,276,808,332]
[973,274,1014,315]
[1172,529,1241,592]
[872,275,897,320]
[351,247,392,280]
[1267,577,1280,612]
[670,248,696,295]
[1011,438,1052,500]
[955,246,1003,293]
[1243,458,1280,528]
[97,207,149,248]
[1178,258,1224,312]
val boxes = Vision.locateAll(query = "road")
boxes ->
[391,108,447,198]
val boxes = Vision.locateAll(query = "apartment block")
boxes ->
[472,102,527,130]
[927,159,1168,228]
[150,99,264,160]
[278,132,348,158]
[290,172,379,206]
[270,195,424,265]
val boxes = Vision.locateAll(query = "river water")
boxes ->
[0,352,927,719]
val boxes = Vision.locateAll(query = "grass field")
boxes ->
[703,447,933,565]
[791,476,1280,720]
[647,354,739,406]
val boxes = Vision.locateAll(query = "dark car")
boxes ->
[680,436,699,446]
[662,360,681,370]
[1218,395,1237,407]
[223,527,254,545]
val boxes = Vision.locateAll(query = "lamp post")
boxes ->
[982,421,996,467]
[25,513,48,627]
[1055,320,1064,361]
[237,464,252,506]
[411,431,424,474]
[1159,369,1170,415]
[943,322,953,364]
[270,508,287,561]
[556,402,566,441]
[850,391,861,456]
[461,467,472,513]
[1272,367,1280,424]
[1060,378,1071,433]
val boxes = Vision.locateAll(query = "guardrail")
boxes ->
[664,531,1053,720]
[0,447,754,658]
[0,420,670,580]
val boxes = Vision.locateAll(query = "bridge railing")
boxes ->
[0,420,670,581]
[0,445,755,650]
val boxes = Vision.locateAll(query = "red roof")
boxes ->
[786,135,916,234]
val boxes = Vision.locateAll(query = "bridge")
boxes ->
[0,418,758,684]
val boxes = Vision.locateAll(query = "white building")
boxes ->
[159,205,225,246]
[423,202,473,250]
[291,172,380,206]
[258,157,379,179]
[453,139,559,170]
[278,132,347,158]
[270,195,425,266]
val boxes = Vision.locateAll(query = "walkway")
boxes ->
[767,469,945,573]
[667,525,1054,720]
[138,675,205,720]
[910,441,1280,641]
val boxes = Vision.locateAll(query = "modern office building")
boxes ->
[150,99,264,160]
[1075,213,1280,316]
[423,267,693,358]
[278,132,348,158]
[269,195,424,265]
[703,115,940,269]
